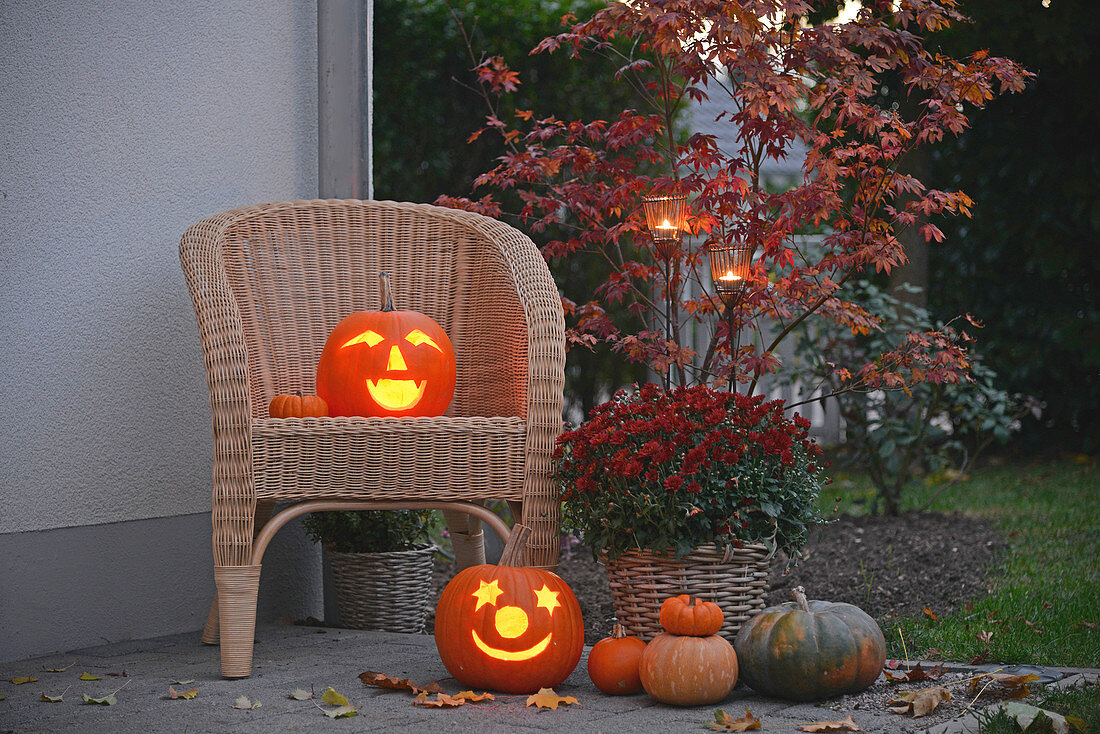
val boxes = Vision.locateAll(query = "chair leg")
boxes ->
[214,565,262,678]
[442,507,485,570]
[202,501,275,646]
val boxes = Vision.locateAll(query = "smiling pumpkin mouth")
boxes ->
[365,379,426,411]
[470,630,553,662]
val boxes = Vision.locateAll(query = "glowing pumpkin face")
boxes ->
[434,526,584,694]
[316,273,455,417]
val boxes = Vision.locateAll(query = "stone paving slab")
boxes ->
[1,625,1095,733]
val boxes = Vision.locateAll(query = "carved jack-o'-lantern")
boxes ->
[434,525,584,694]
[316,272,456,417]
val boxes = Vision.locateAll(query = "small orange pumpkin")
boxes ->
[434,525,584,694]
[316,272,455,417]
[659,594,723,637]
[268,391,329,418]
[587,623,646,695]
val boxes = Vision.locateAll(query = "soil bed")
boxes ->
[431,511,1006,647]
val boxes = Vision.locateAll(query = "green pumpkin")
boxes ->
[733,586,886,701]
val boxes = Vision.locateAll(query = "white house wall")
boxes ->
[1,0,323,660]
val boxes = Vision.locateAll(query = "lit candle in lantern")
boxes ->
[654,218,677,241]
[719,271,743,282]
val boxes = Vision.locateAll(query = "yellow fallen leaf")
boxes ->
[232,695,261,710]
[887,686,951,717]
[79,672,101,681]
[525,687,579,710]
[41,661,76,673]
[453,690,495,702]
[320,686,349,706]
[324,704,359,718]
[166,686,198,700]
[11,676,38,685]
[40,692,64,703]
[800,715,861,732]
[709,709,763,731]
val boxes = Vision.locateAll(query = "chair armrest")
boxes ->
[467,215,566,566]
[180,209,256,567]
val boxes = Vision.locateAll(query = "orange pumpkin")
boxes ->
[268,391,329,418]
[638,632,739,706]
[316,272,455,417]
[659,594,724,637]
[587,623,646,695]
[639,593,739,706]
[434,526,584,694]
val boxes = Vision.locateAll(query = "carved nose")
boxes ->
[387,345,407,371]
[494,606,529,638]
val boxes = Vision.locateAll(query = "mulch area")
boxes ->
[429,511,1007,647]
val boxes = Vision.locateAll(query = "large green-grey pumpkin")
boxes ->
[733,586,885,701]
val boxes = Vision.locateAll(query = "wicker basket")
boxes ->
[602,543,773,642]
[328,544,437,633]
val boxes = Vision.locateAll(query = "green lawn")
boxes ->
[825,457,1099,667]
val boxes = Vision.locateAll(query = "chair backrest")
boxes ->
[209,200,530,419]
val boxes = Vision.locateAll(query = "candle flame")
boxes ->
[720,271,742,281]
[660,219,673,228]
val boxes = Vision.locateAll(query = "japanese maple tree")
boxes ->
[439,0,1030,400]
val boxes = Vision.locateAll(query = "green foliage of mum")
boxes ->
[829,459,1099,667]
[302,509,438,554]
[555,383,825,560]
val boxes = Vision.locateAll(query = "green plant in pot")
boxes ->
[303,509,439,633]
[554,383,825,641]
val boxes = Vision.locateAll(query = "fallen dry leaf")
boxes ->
[525,688,579,710]
[800,716,861,732]
[81,693,117,706]
[41,661,76,673]
[358,670,442,695]
[320,687,349,706]
[923,607,938,622]
[969,651,991,665]
[11,676,38,685]
[453,690,495,702]
[78,672,101,681]
[884,662,946,684]
[966,672,1039,699]
[40,692,65,703]
[171,679,195,686]
[165,686,198,700]
[413,691,468,708]
[324,704,358,718]
[887,686,951,717]
[232,695,261,710]
[287,688,313,700]
[709,709,763,731]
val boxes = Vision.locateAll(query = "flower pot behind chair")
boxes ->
[602,543,773,643]
[327,544,437,632]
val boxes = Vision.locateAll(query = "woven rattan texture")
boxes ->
[328,545,437,633]
[603,544,772,643]
[179,199,566,568]
[180,200,565,676]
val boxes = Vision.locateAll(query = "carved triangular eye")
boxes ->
[341,329,384,348]
[405,329,443,353]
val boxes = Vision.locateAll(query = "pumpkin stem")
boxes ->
[497,524,531,567]
[378,271,395,312]
[611,623,626,639]
[792,585,811,612]
[295,390,302,397]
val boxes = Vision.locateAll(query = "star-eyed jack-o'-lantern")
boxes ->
[316,272,455,417]
[434,525,584,694]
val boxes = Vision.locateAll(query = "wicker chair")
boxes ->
[179,199,566,678]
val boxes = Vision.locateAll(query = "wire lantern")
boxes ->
[642,194,688,260]
[708,239,754,309]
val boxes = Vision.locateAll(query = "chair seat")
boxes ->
[251,415,527,502]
